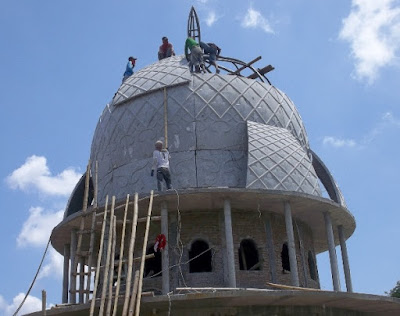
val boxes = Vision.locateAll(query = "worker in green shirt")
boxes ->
[184,37,204,73]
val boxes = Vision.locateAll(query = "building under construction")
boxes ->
[26,7,400,316]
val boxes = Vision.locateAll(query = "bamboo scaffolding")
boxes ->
[99,196,116,316]
[122,193,139,315]
[164,87,168,148]
[70,161,91,303]
[106,215,117,316]
[112,194,130,316]
[128,270,140,316]
[90,195,109,316]
[134,191,154,316]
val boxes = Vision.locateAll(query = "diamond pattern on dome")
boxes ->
[191,74,310,149]
[111,56,191,106]
[246,121,321,196]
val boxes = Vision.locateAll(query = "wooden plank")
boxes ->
[266,282,322,292]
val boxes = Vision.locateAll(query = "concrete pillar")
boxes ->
[263,213,277,283]
[69,229,77,304]
[79,257,85,303]
[161,202,170,294]
[338,225,353,292]
[284,201,300,287]
[324,212,341,291]
[296,224,309,288]
[223,199,236,287]
[62,244,70,303]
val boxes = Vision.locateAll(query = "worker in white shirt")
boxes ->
[151,140,172,191]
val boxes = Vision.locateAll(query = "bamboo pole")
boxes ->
[266,282,322,292]
[79,257,85,303]
[112,195,130,316]
[90,196,109,316]
[163,87,168,148]
[70,161,91,303]
[134,191,154,316]
[128,270,140,316]
[82,160,91,212]
[86,207,97,302]
[42,290,46,316]
[93,161,98,208]
[106,215,117,316]
[99,196,116,316]
[122,193,139,315]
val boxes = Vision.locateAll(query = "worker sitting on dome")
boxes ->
[122,56,137,83]
[185,36,205,73]
[151,140,172,191]
[158,36,176,60]
[200,41,221,74]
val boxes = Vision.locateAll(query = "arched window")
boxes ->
[144,244,162,277]
[281,243,290,272]
[308,251,317,281]
[238,239,260,270]
[189,240,212,273]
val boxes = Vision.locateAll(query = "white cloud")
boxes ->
[241,7,274,34]
[0,293,42,316]
[39,248,64,280]
[205,11,218,27]
[323,111,400,148]
[323,136,357,148]
[6,155,81,197]
[17,206,63,247]
[339,0,400,83]
[362,111,400,143]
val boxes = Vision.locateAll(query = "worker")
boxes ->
[185,37,204,73]
[122,56,137,83]
[158,36,176,60]
[200,42,221,74]
[151,140,172,191]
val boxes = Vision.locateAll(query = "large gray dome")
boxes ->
[90,56,321,204]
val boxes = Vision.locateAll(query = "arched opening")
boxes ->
[189,240,212,273]
[308,251,317,281]
[144,244,162,277]
[238,239,260,270]
[281,243,290,272]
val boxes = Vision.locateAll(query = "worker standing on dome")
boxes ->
[122,56,137,83]
[185,36,204,73]
[158,36,176,60]
[200,41,221,74]
[151,140,172,191]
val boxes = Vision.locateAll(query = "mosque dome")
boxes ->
[87,55,323,206]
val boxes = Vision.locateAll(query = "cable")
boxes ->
[13,237,51,316]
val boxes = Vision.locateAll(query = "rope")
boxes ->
[13,237,51,316]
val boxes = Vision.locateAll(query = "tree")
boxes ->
[387,281,400,298]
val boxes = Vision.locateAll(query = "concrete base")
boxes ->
[25,289,400,316]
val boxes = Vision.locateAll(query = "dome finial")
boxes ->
[187,6,201,43]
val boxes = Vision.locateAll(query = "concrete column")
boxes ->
[223,199,236,287]
[79,257,85,303]
[69,229,77,304]
[62,244,70,303]
[161,202,170,294]
[263,213,277,283]
[338,225,353,292]
[324,212,341,291]
[284,201,300,287]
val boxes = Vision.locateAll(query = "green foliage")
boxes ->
[387,281,400,298]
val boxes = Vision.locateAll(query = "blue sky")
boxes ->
[1,0,400,314]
